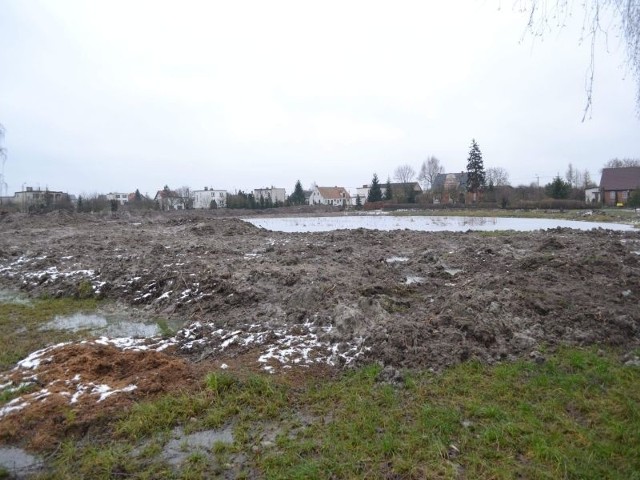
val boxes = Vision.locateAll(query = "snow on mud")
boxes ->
[0,210,639,444]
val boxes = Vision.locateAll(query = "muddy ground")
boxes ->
[1,209,639,453]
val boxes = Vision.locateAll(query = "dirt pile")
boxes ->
[1,213,639,371]
[0,341,202,450]
[1,212,640,446]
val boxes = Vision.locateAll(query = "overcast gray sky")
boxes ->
[1,0,638,197]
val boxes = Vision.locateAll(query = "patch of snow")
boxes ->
[386,256,409,263]
[0,398,29,418]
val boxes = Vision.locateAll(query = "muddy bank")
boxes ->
[1,211,638,371]
[1,210,640,453]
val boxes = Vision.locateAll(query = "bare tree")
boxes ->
[394,164,416,184]
[485,167,510,187]
[520,1,640,118]
[604,158,640,168]
[565,163,577,188]
[582,169,597,188]
[418,156,444,190]
[176,186,194,209]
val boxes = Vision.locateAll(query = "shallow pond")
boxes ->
[40,312,162,338]
[0,446,41,478]
[0,289,31,306]
[244,215,635,233]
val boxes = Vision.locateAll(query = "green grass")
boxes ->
[0,297,99,369]
[34,347,640,479]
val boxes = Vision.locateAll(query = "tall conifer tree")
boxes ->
[466,139,486,201]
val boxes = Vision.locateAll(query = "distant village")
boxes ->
[1,163,640,213]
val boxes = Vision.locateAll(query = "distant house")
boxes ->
[154,188,186,210]
[303,189,313,204]
[253,187,286,205]
[387,182,422,203]
[585,187,600,204]
[13,187,69,211]
[356,185,371,203]
[192,187,227,209]
[309,186,351,206]
[600,167,640,206]
[106,192,130,205]
[433,172,468,204]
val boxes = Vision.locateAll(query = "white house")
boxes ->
[192,188,227,209]
[585,187,600,204]
[106,192,130,205]
[309,186,351,206]
[154,189,187,210]
[356,185,371,204]
[254,187,286,205]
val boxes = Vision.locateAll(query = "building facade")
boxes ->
[253,187,286,205]
[192,188,227,209]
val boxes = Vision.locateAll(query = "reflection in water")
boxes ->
[244,215,632,233]
[41,312,160,338]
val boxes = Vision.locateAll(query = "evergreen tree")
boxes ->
[134,189,142,202]
[466,139,486,200]
[545,176,571,199]
[628,189,640,207]
[367,174,383,202]
[355,194,362,209]
[77,195,83,212]
[384,177,393,201]
[289,180,306,205]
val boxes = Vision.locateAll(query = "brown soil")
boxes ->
[1,210,639,450]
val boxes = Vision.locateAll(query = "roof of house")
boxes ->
[433,172,468,190]
[316,186,351,199]
[154,189,181,200]
[600,167,640,191]
[388,182,422,192]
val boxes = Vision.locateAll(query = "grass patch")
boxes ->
[0,297,99,369]
[33,348,640,479]
[389,207,637,225]
[261,348,640,479]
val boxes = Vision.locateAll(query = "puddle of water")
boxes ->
[0,447,41,477]
[0,289,32,306]
[162,426,234,466]
[444,268,462,276]
[40,312,162,338]
[243,215,635,233]
[405,276,425,285]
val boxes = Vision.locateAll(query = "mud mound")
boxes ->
[190,218,263,236]
[0,342,203,450]
[1,214,639,374]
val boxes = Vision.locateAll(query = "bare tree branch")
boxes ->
[418,156,444,190]
[394,164,416,183]
[518,0,640,118]
[486,167,510,186]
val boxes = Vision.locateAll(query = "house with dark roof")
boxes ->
[600,167,640,206]
[387,182,422,203]
[309,186,351,206]
[432,172,468,204]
